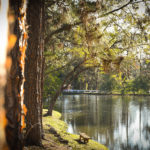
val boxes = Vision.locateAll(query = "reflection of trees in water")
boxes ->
[121,96,130,146]
[57,95,150,150]
[121,143,141,150]
[120,96,150,150]
[144,125,150,141]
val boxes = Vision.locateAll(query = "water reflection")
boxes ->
[55,95,150,150]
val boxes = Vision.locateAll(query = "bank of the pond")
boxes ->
[42,109,108,150]
[24,109,108,150]
[63,93,150,96]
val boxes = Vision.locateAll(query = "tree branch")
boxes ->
[44,59,75,76]
[102,0,149,17]
[45,22,81,44]
[102,0,133,16]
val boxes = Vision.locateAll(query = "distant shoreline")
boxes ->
[62,92,150,96]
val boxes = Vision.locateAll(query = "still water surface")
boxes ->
[55,95,150,150]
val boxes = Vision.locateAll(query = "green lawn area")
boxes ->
[42,109,108,150]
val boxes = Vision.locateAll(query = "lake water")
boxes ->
[55,95,150,150]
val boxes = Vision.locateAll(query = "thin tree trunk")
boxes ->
[24,0,44,146]
[47,89,62,116]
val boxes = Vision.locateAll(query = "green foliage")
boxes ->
[44,70,62,100]
[131,75,150,93]
[99,74,118,93]
[44,0,150,102]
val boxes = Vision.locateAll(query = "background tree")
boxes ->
[44,0,150,115]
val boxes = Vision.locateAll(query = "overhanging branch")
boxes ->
[102,0,133,16]
[45,21,81,44]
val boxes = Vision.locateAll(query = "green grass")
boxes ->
[43,109,108,150]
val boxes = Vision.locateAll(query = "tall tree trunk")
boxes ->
[24,0,44,146]
[5,0,24,149]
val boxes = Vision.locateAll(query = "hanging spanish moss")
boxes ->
[102,59,112,72]
[113,56,124,72]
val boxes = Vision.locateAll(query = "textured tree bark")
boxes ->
[48,89,62,116]
[5,0,24,150]
[24,0,44,146]
[41,57,45,136]
[40,2,45,138]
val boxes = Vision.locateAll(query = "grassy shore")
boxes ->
[39,109,108,150]
[42,109,108,150]
[25,109,108,150]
